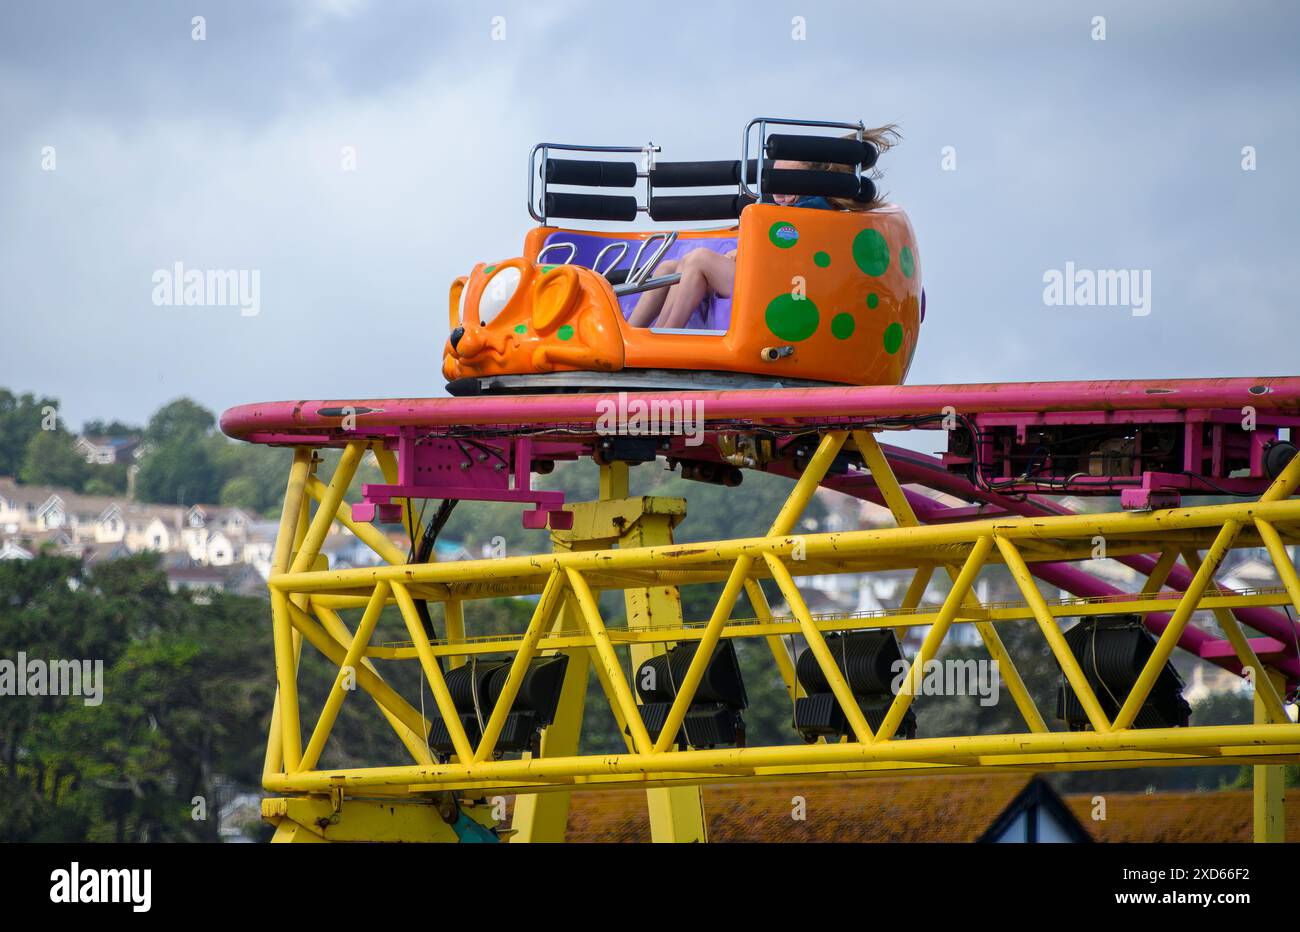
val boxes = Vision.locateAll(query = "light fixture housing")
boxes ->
[635,640,749,748]
[427,654,570,758]
[794,630,917,741]
[1057,614,1191,730]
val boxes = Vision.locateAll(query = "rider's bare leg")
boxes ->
[655,249,737,329]
[627,259,680,327]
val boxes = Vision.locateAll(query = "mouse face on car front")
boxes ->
[442,259,625,382]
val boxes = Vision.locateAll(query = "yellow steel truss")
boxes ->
[258,433,1300,842]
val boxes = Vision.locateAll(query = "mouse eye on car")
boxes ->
[478,266,521,325]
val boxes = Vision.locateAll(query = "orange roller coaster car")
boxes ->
[442,117,923,394]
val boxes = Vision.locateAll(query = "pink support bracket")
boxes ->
[1120,487,1181,512]
[351,430,576,530]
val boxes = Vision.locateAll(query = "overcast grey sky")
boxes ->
[1,0,1297,429]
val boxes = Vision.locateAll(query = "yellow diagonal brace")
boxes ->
[744,579,800,701]
[1127,547,1182,652]
[1181,547,1287,723]
[283,599,430,740]
[651,430,847,753]
[997,536,1112,733]
[969,620,1047,733]
[301,581,391,771]
[853,430,913,520]
[1141,549,1180,598]
[392,581,474,763]
[566,568,653,753]
[876,535,993,741]
[576,641,635,750]
[1114,521,1241,729]
[764,553,874,743]
[474,569,566,762]
[1256,517,1300,622]
[899,565,934,611]
[290,441,364,575]
[313,604,433,764]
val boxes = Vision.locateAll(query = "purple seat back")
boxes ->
[540,231,737,332]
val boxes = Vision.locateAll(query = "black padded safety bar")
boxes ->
[652,159,774,188]
[766,133,879,170]
[743,159,769,184]
[652,160,740,188]
[647,194,756,222]
[543,192,639,222]
[761,167,874,200]
[544,158,638,188]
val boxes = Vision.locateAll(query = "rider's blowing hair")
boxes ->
[804,124,900,212]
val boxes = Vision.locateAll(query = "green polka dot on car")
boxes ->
[883,322,905,354]
[900,246,915,279]
[852,229,889,276]
[765,292,819,342]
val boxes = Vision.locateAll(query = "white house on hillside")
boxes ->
[74,435,142,465]
[181,504,256,564]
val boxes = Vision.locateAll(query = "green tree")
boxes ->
[0,555,275,841]
[0,553,486,841]
[0,389,61,478]
[17,429,91,491]
[145,398,215,444]
[82,462,130,496]
[135,435,222,506]
[218,475,262,510]
[211,440,291,514]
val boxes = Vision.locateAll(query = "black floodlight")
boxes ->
[1056,615,1191,730]
[427,654,570,758]
[635,640,749,748]
[793,630,917,741]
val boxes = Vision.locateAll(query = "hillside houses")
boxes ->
[1,478,197,553]
[0,472,490,598]
[0,476,380,591]
[0,473,478,595]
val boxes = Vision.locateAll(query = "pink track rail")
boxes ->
[220,376,1300,443]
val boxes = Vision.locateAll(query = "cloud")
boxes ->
[0,0,1297,428]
